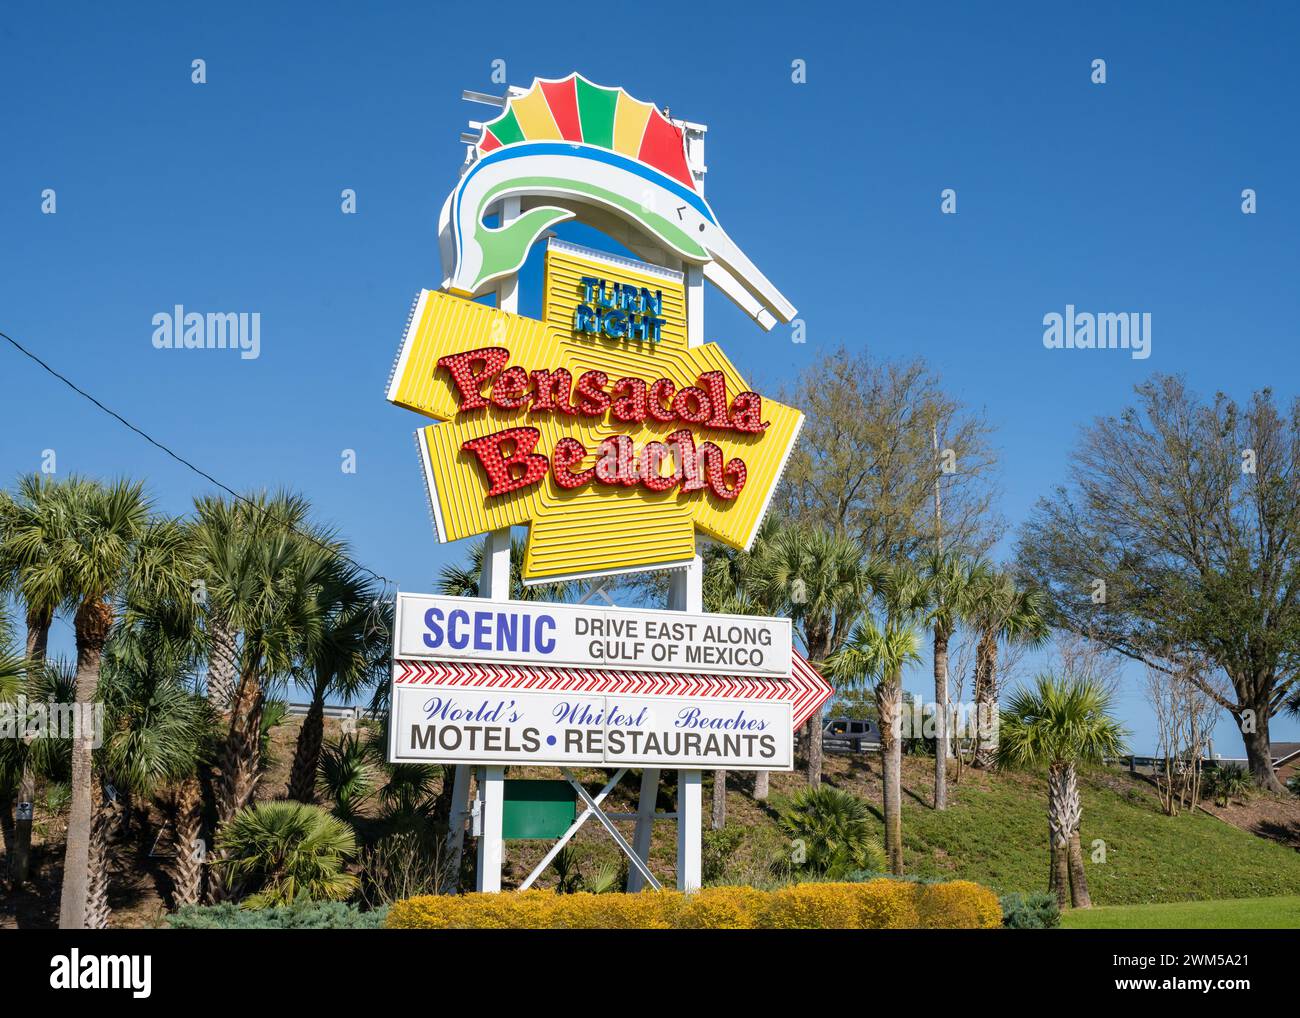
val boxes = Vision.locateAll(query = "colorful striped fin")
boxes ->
[476,73,696,192]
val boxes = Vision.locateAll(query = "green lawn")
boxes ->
[746,755,1300,906]
[888,762,1300,904]
[1061,895,1300,929]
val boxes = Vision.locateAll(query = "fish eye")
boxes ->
[698,223,705,232]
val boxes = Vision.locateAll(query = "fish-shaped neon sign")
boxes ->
[437,73,797,331]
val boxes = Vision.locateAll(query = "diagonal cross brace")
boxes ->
[517,768,661,892]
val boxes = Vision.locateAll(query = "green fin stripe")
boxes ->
[489,108,525,146]
[575,78,617,149]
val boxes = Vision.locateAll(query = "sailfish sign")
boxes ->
[438,73,797,331]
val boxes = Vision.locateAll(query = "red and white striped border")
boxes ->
[392,652,832,730]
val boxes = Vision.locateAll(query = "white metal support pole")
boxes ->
[676,771,702,890]
[670,557,704,891]
[469,195,521,893]
[674,257,708,892]
[475,765,505,891]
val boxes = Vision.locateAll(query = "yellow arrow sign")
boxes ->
[386,242,802,582]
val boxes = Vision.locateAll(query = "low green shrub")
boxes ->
[167,900,387,929]
[1204,764,1252,807]
[777,786,886,879]
[999,891,1060,929]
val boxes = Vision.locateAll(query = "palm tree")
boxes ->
[0,474,81,883]
[55,478,172,929]
[753,525,873,786]
[287,559,386,804]
[997,673,1127,909]
[87,631,213,926]
[827,586,923,874]
[919,551,982,809]
[210,530,334,870]
[189,492,335,900]
[0,608,25,880]
[967,568,1049,768]
[190,492,314,711]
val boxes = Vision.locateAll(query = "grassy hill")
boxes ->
[503,751,1300,905]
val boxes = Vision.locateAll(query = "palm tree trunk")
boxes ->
[168,778,204,908]
[752,770,770,801]
[806,709,825,786]
[216,670,265,824]
[85,797,119,930]
[288,679,328,803]
[806,635,829,787]
[933,628,949,809]
[971,629,998,768]
[1067,831,1092,908]
[711,770,726,829]
[208,666,265,903]
[1046,762,1072,910]
[1061,763,1091,908]
[1049,840,1069,909]
[206,613,238,711]
[11,611,51,885]
[877,671,904,874]
[58,598,112,930]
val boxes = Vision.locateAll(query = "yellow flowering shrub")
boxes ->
[916,880,1004,930]
[386,879,1001,929]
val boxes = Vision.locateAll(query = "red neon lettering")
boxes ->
[461,427,549,497]
[438,347,510,412]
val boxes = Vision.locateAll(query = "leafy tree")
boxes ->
[997,674,1127,909]
[778,346,1002,562]
[1018,377,1300,792]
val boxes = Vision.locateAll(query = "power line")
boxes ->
[0,327,397,594]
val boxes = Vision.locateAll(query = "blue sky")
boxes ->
[2,0,1298,754]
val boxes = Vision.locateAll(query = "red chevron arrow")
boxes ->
[391,651,832,730]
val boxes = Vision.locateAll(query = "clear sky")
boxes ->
[2,0,1297,754]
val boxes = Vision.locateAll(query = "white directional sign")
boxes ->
[393,593,792,678]
[389,683,793,770]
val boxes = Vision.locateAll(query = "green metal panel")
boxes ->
[502,779,577,840]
